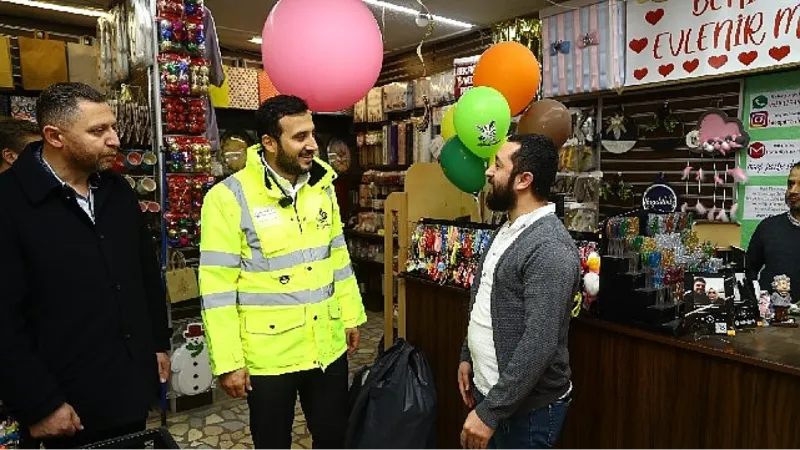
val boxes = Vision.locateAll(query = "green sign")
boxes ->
[738,70,800,248]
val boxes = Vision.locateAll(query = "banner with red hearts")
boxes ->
[626,0,799,87]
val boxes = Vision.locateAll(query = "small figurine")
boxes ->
[170,323,213,397]
[770,275,795,325]
[758,292,773,324]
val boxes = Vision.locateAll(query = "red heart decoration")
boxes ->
[658,63,675,77]
[769,45,791,61]
[628,38,648,54]
[645,9,665,26]
[633,68,649,80]
[683,59,700,73]
[738,51,758,66]
[708,55,728,69]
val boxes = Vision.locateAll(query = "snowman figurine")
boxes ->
[170,323,213,396]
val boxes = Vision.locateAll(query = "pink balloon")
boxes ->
[261,0,383,112]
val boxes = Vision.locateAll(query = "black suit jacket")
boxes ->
[0,143,170,431]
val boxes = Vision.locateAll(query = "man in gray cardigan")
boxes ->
[458,134,581,449]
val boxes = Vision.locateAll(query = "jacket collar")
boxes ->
[13,141,109,205]
[244,144,336,194]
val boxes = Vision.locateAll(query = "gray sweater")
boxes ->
[460,214,581,430]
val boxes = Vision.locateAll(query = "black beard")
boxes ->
[486,177,516,212]
[275,144,312,176]
[788,196,800,213]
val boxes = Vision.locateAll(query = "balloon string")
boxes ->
[474,194,483,223]
[381,6,386,45]
[415,0,434,77]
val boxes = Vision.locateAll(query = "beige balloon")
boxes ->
[517,99,572,148]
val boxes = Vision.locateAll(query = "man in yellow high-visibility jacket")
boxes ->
[199,95,366,449]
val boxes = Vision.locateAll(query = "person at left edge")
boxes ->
[0,83,171,449]
[199,94,366,449]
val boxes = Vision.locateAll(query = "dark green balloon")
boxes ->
[439,137,487,194]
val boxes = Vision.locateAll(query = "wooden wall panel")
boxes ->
[561,80,742,219]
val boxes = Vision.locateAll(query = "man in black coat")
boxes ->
[0,83,171,448]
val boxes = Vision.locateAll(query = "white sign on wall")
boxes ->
[743,185,788,220]
[745,140,800,176]
[626,0,800,87]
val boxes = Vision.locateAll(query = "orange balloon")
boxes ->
[473,41,541,116]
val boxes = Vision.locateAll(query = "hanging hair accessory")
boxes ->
[550,40,571,55]
[695,168,705,182]
[695,200,707,216]
[717,188,730,222]
[727,167,748,183]
[576,31,599,49]
[682,164,693,180]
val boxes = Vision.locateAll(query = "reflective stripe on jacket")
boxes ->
[199,144,366,376]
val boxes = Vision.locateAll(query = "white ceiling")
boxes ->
[0,0,555,54]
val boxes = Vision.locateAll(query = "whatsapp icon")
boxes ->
[752,95,768,109]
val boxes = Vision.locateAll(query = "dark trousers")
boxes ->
[475,391,571,449]
[247,353,349,449]
[21,420,146,449]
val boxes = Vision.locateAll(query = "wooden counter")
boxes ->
[403,276,800,449]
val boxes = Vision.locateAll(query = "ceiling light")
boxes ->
[249,36,262,45]
[363,0,473,28]
[0,0,108,17]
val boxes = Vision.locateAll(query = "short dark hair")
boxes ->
[507,134,559,200]
[695,278,706,285]
[0,118,40,154]
[255,95,309,141]
[792,161,800,172]
[36,82,106,130]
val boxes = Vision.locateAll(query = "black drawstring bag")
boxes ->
[346,339,437,449]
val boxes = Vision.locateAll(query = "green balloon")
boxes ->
[439,137,487,194]
[453,86,511,158]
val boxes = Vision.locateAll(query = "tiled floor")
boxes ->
[149,311,384,449]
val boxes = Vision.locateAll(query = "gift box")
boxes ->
[541,0,626,97]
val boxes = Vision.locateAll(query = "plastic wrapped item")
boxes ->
[564,203,598,233]
[574,174,602,204]
[405,221,493,289]
[183,18,206,56]
[182,0,205,20]
[159,53,190,96]
[158,16,185,53]
[413,77,431,108]
[157,0,183,16]
[346,339,436,449]
[382,82,411,112]
[165,136,213,173]
[189,57,210,96]
[162,96,207,135]
[353,96,367,123]
[428,70,455,105]
[165,211,199,247]
[366,87,384,122]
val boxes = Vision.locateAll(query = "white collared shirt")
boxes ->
[263,160,310,202]
[468,203,556,396]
